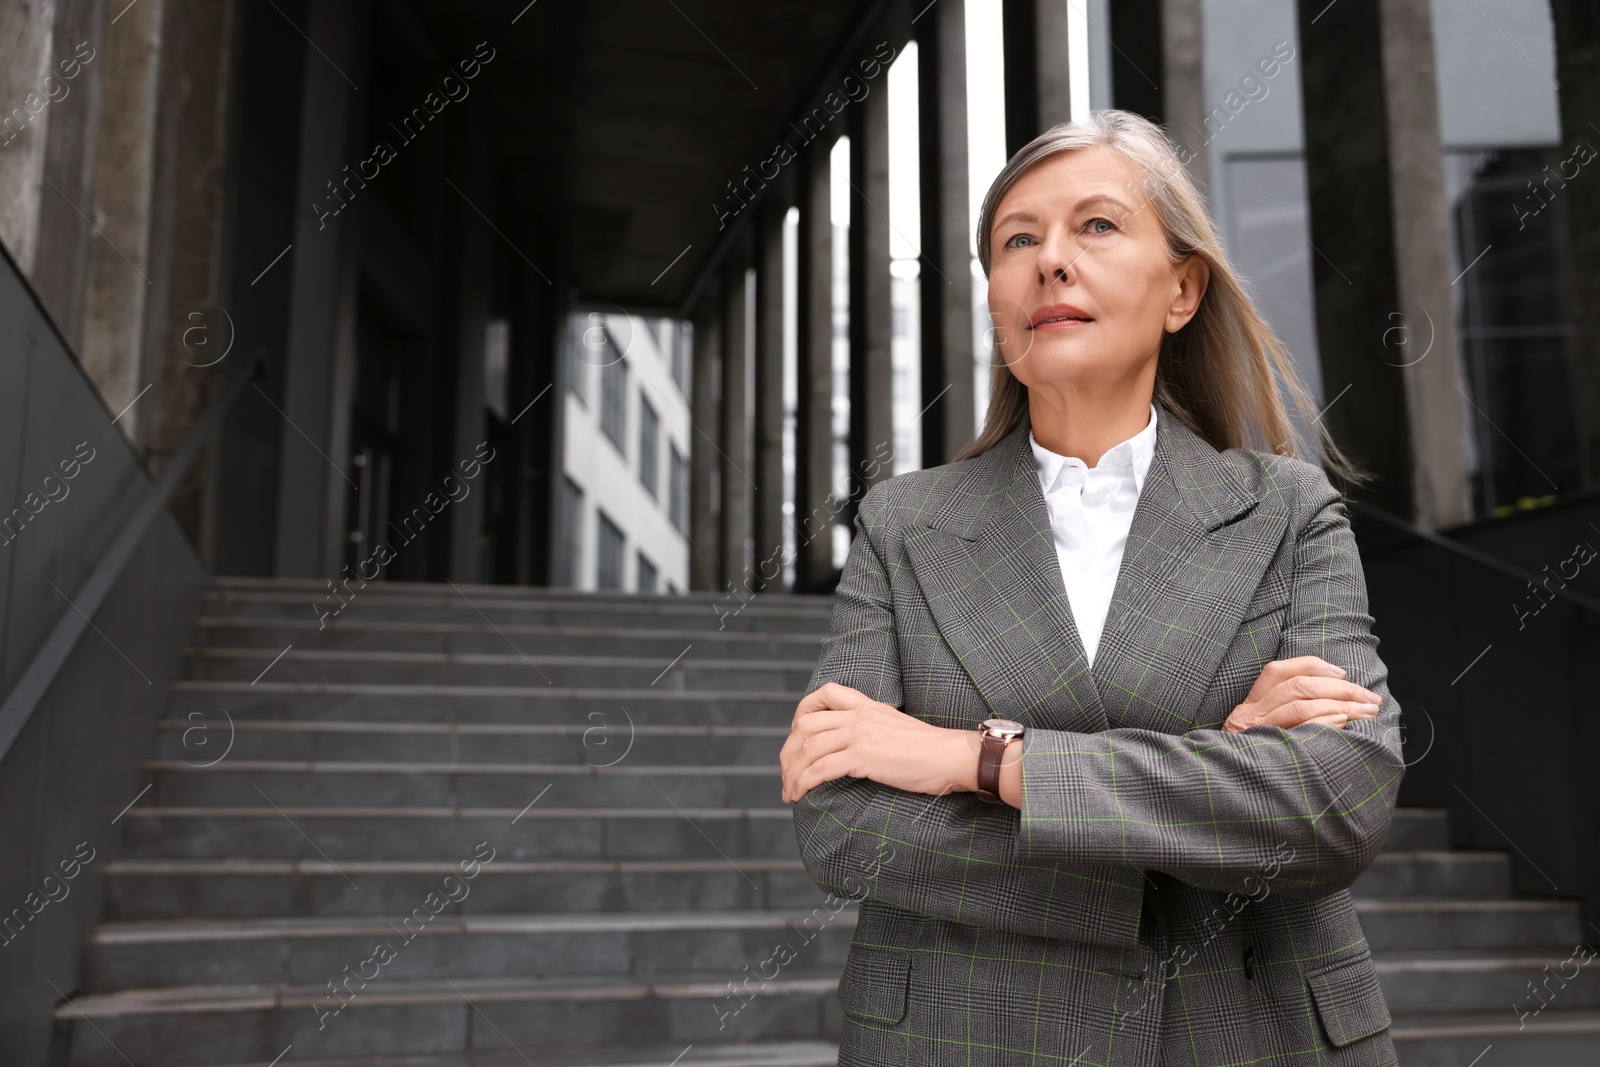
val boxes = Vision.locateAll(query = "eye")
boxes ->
[1003,232,1036,249]
[1085,217,1117,234]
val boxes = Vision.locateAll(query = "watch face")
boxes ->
[981,718,1026,739]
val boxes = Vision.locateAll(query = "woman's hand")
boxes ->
[1223,655,1382,733]
[780,682,971,804]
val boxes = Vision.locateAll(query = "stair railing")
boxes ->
[0,346,266,763]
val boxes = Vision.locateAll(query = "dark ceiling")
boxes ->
[404,0,885,315]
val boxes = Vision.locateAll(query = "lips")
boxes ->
[1029,303,1094,329]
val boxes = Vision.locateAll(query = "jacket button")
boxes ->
[1242,945,1255,982]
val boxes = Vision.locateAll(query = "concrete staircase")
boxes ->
[53,578,1600,1065]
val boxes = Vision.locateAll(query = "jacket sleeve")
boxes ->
[791,481,1151,949]
[1011,460,1406,900]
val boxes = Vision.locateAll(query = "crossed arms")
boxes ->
[789,463,1406,947]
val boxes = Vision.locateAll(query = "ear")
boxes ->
[1165,254,1210,333]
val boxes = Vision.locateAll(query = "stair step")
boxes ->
[140,759,783,808]
[203,589,834,635]
[1353,850,1512,897]
[1391,1008,1600,1066]
[1356,896,1586,950]
[151,717,787,766]
[118,804,797,860]
[58,969,845,1066]
[1376,947,1600,1013]
[196,615,827,660]
[102,856,820,918]
[84,908,857,990]
[123,1039,844,1067]
[1382,807,1451,851]
[181,647,817,690]
[169,683,801,726]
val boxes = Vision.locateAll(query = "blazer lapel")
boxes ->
[1091,405,1284,732]
[904,401,1285,735]
[902,418,1108,734]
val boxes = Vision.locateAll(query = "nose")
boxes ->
[1033,225,1080,286]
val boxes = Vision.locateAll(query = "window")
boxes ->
[566,312,597,404]
[637,552,658,593]
[596,510,625,590]
[600,353,628,452]
[638,395,659,497]
[671,320,690,397]
[560,477,584,587]
[484,318,510,421]
[668,443,686,533]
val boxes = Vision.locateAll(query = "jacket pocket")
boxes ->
[1304,949,1392,1047]
[835,944,912,1024]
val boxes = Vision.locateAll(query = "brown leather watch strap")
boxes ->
[976,730,1010,803]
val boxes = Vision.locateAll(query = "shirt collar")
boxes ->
[1029,401,1159,495]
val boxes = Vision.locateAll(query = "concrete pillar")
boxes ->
[273,0,364,577]
[688,282,722,591]
[32,0,108,355]
[795,134,836,592]
[848,72,895,504]
[446,100,494,582]
[1550,0,1600,488]
[916,0,976,465]
[719,251,752,595]
[1297,0,1470,527]
[1162,0,1207,191]
[150,0,236,558]
[1003,0,1075,155]
[1109,0,1163,124]
[513,249,562,587]
[0,0,60,279]
[752,196,788,591]
[81,0,168,448]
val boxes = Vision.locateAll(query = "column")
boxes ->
[794,135,836,592]
[273,0,363,576]
[917,0,976,465]
[752,195,789,590]
[1109,0,1163,125]
[1550,0,1600,488]
[1003,0,1075,156]
[1296,0,1470,527]
[719,249,752,595]
[688,280,722,591]
[848,67,894,506]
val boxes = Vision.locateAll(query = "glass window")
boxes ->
[596,510,625,590]
[560,477,584,587]
[601,353,628,453]
[639,395,659,498]
[637,552,658,593]
[484,318,510,421]
[668,443,687,533]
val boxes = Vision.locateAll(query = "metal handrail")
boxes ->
[1346,497,1600,616]
[0,347,266,763]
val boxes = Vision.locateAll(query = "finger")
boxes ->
[1262,656,1347,682]
[782,725,853,802]
[1274,673,1382,706]
[791,749,853,802]
[1257,698,1380,728]
[795,682,866,718]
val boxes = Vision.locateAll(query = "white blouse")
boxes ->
[1027,401,1159,668]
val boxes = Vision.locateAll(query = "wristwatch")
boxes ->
[975,718,1026,803]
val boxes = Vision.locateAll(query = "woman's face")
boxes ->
[985,144,1207,394]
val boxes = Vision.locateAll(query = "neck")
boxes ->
[1026,382,1156,467]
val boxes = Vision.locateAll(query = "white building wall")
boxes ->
[562,313,691,593]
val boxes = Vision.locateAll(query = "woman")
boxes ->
[781,110,1405,1066]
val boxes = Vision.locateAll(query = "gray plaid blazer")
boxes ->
[793,399,1405,1066]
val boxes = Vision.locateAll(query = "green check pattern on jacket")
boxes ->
[793,400,1405,1066]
